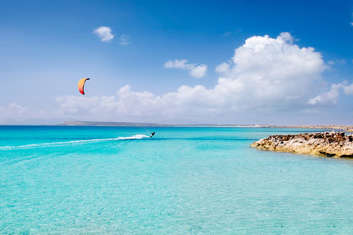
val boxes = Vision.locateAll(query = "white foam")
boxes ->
[0,134,151,150]
[117,134,150,140]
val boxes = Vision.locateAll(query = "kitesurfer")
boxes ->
[150,132,156,138]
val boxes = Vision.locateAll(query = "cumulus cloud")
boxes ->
[308,83,342,105]
[164,59,207,78]
[189,64,207,78]
[93,26,114,42]
[215,62,230,73]
[343,83,353,95]
[55,32,331,123]
[308,82,353,105]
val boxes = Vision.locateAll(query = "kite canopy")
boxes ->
[78,78,90,95]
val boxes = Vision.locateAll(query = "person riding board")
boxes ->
[150,132,156,138]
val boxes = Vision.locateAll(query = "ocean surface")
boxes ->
[1,126,353,234]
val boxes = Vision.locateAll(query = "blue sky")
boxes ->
[0,0,352,124]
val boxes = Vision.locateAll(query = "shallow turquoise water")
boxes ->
[1,126,353,234]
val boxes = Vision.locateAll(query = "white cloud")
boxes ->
[164,59,207,78]
[308,82,353,105]
[4,32,353,124]
[343,83,353,95]
[55,32,329,123]
[0,103,37,124]
[327,59,346,66]
[93,26,114,42]
[308,83,342,105]
[119,34,130,45]
[215,62,230,73]
[164,59,188,69]
[189,64,207,78]
[0,103,26,117]
[351,22,353,26]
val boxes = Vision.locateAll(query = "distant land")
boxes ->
[60,121,353,131]
[60,121,263,127]
[61,121,163,127]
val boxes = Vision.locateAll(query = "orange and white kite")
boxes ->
[78,78,90,95]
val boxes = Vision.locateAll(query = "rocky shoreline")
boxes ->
[251,132,353,158]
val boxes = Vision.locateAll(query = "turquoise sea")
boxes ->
[1,126,353,234]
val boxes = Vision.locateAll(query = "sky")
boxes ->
[0,0,353,125]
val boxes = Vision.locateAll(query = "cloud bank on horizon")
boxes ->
[1,32,352,124]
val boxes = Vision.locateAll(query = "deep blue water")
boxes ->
[0,126,353,234]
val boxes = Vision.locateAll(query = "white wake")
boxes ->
[117,134,150,140]
[0,134,151,150]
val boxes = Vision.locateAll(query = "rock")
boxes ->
[250,132,353,158]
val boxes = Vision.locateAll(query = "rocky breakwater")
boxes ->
[251,132,353,158]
